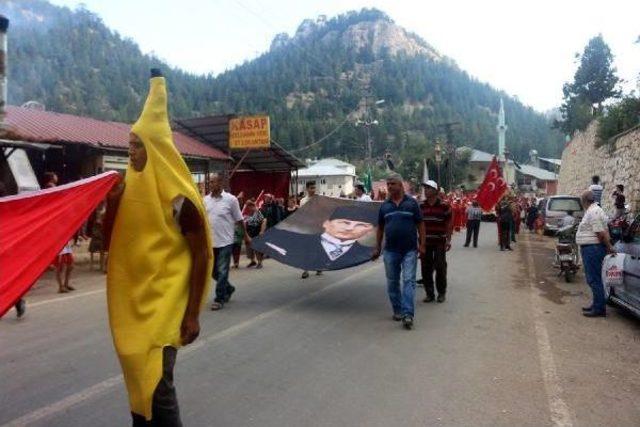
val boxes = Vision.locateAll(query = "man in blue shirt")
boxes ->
[372,173,426,330]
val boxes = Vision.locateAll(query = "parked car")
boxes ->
[541,195,584,235]
[608,214,640,317]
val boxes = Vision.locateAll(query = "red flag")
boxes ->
[475,157,508,212]
[242,190,265,216]
[0,172,119,316]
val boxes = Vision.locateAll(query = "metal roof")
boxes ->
[457,147,494,163]
[298,158,356,177]
[1,106,229,160]
[173,115,305,172]
[539,157,562,166]
[516,164,558,181]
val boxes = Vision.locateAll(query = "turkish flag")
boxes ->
[475,157,508,212]
[0,172,119,316]
[242,190,265,216]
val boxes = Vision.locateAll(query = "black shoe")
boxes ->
[15,299,26,318]
[416,278,424,285]
[582,310,606,318]
[247,261,257,268]
[437,294,446,303]
[392,314,403,321]
[316,271,322,276]
[224,286,236,303]
[402,316,413,330]
[581,306,593,312]
[301,271,309,279]
[423,295,435,303]
[506,247,513,251]
[463,244,469,247]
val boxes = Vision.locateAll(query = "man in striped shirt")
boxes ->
[420,180,453,303]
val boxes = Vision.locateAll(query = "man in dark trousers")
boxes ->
[420,180,452,303]
[497,199,514,251]
[373,173,425,330]
[253,206,376,271]
[464,200,482,248]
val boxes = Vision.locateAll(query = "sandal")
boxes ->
[211,302,223,311]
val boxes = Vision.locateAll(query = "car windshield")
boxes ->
[548,198,582,212]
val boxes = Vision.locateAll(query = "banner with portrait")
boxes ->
[251,196,382,271]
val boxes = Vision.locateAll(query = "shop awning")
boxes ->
[173,115,304,172]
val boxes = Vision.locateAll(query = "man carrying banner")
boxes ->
[104,69,213,426]
[373,173,425,330]
[300,181,322,279]
[420,180,453,303]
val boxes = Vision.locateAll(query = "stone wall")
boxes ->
[558,121,640,214]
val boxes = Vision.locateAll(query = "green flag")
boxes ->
[363,167,372,193]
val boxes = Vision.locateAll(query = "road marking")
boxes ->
[27,289,105,308]
[1,264,379,427]
[524,236,574,427]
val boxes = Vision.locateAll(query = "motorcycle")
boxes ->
[608,206,631,244]
[554,224,579,282]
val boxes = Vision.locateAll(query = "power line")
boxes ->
[288,115,352,153]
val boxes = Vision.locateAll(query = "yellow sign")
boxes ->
[229,116,270,149]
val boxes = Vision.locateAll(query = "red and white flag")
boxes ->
[0,171,119,316]
[242,190,265,216]
[475,157,508,212]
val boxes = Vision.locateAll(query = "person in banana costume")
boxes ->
[104,69,213,426]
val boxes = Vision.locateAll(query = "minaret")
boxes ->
[497,98,507,161]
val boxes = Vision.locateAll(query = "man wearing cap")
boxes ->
[420,180,453,303]
[355,184,372,202]
[373,173,425,330]
[252,205,376,270]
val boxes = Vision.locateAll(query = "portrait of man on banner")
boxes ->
[251,196,381,271]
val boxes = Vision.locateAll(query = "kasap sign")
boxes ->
[229,115,270,149]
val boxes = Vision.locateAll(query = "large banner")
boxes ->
[251,196,382,271]
[0,171,119,316]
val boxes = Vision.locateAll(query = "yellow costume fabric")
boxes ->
[107,76,213,420]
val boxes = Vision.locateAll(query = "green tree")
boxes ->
[556,35,621,134]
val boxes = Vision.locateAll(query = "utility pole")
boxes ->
[437,121,460,192]
[356,92,384,187]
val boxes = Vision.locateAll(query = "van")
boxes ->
[541,195,584,234]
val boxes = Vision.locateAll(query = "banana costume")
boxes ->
[107,74,213,420]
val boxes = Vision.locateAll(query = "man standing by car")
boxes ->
[373,173,425,330]
[576,190,615,317]
[589,175,604,206]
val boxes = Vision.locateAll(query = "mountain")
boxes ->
[0,1,564,181]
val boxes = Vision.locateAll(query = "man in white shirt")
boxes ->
[355,184,372,202]
[576,190,615,317]
[204,174,250,310]
[299,181,316,207]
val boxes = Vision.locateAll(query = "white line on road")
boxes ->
[1,264,379,427]
[524,236,574,427]
[27,289,104,308]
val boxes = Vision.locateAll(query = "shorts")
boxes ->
[55,253,74,267]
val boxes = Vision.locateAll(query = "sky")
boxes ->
[49,0,640,112]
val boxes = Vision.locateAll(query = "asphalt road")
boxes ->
[1,226,639,427]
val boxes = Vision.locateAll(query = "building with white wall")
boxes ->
[294,158,356,197]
